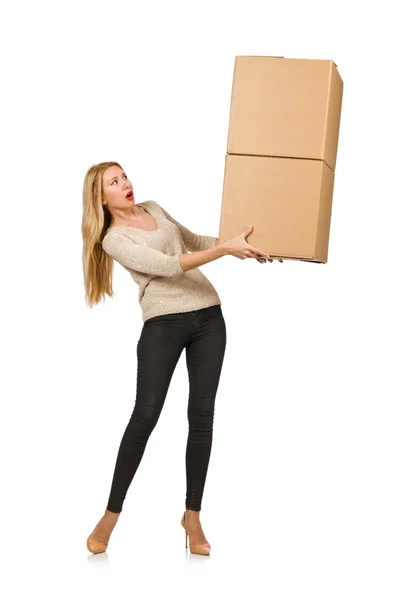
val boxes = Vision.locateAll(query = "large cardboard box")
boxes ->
[220,154,334,263]
[218,56,343,263]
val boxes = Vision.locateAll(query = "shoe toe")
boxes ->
[87,537,107,554]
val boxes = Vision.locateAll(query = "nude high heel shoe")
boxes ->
[86,511,120,554]
[181,511,211,555]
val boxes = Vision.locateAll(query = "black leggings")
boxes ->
[106,304,227,513]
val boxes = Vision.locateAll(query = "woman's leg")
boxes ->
[184,305,227,512]
[106,315,188,513]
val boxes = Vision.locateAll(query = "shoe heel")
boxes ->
[185,530,188,549]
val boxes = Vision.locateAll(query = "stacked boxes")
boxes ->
[218,56,344,263]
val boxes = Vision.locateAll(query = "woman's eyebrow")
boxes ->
[109,173,126,183]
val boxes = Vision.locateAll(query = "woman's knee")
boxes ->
[188,406,215,431]
[126,406,161,437]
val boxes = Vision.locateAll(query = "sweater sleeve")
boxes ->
[102,232,184,277]
[152,201,218,252]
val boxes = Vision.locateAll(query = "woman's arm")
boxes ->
[103,221,272,278]
[178,244,228,272]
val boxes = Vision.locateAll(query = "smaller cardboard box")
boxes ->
[218,154,335,263]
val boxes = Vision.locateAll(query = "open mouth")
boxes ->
[126,191,133,199]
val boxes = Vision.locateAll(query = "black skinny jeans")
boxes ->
[106,304,227,513]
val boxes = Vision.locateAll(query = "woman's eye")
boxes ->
[111,174,127,185]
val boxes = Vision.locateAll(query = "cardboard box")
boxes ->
[219,154,334,263]
[227,56,343,171]
[218,56,343,263]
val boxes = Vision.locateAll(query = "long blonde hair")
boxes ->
[81,160,123,308]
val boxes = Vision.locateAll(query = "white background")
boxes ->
[1,1,396,598]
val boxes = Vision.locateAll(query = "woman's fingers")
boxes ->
[248,244,269,259]
[251,244,284,263]
[256,256,284,263]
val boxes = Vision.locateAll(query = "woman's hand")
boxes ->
[222,225,283,263]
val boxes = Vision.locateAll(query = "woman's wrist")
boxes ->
[218,242,230,256]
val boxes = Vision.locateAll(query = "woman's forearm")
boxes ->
[178,243,228,272]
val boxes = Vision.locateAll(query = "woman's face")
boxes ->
[102,166,135,210]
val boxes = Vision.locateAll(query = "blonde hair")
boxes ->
[81,160,124,308]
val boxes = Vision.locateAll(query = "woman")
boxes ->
[82,161,282,556]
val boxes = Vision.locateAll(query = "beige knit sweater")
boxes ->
[102,200,222,322]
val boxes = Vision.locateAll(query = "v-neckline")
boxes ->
[107,203,159,233]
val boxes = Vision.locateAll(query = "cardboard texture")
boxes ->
[220,154,335,263]
[218,56,343,263]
